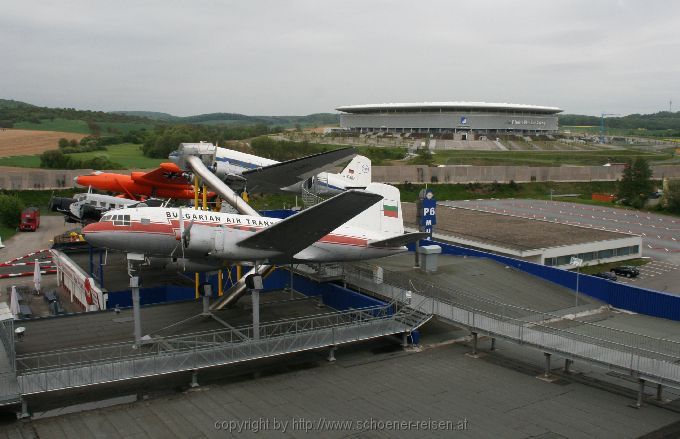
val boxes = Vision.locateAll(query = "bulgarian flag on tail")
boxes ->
[383,204,398,218]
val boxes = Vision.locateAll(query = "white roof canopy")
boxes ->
[336,101,562,114]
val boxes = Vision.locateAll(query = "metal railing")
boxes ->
[16,303,428,394]
[343,263,680,387]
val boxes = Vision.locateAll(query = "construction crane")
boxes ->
[600,112,620,144]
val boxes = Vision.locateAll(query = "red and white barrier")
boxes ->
[0,270,57,279]
[0,261,53,267]
[2,249,51,265]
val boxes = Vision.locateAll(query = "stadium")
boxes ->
[336,102,562,136]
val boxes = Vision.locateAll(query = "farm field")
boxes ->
[0,129,87,157]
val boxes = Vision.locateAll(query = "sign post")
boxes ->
[570,256,583,307]
[415,188,437,268]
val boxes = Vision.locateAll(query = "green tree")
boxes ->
[617,158,653,207]
[58,138,69,148]
[0,195,25,228]
[40,150,74,169]
[617,161,635,202]
[666,180,680,214]
[631,157,653,195]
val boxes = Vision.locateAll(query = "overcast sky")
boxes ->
[1,0,679,116]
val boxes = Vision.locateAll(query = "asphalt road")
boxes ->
[0,216,71,310]
[443,199,680,294]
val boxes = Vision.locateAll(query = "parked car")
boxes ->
[593,271,617,281]
[610,266,640,278]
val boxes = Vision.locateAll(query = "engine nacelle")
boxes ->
[211,161,247,185]
[79,204,102,222]
[184,224,217,256]
[49,196,74,212]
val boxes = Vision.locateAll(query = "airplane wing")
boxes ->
[237,189,382,256]
[242,147,356,193]
[135,163,190,185]
[368,232,430,248]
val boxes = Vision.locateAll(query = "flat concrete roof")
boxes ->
[403,202,633,252]
[15,291,322,356]
[7,337,678,438]
[336,101,562,113]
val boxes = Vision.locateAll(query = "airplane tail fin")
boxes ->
[340,155,371,188]
[344,183,403,236]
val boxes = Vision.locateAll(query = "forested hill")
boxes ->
[559,111,680,131]
[0,99,339,132]
[113,110,339,127]
[0,99,149,128]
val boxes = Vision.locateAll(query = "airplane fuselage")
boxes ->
[76,173,201,200]
[82,207,405,263]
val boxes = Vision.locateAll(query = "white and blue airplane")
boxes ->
[171,146,371,195]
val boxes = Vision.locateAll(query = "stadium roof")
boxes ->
[336,102,562,114]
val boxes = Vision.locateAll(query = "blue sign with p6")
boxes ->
[419,189,436,238]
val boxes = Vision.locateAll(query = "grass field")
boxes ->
[14,118,92,134]
[67,143,164,169]
[0,225,17,243]
[0,155,42,167]
[426,148,674,167]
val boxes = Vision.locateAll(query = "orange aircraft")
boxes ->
[75,163,214,200]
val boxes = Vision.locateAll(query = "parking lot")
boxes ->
[445,199,680,294]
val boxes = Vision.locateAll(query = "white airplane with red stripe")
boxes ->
[82,183,426,265]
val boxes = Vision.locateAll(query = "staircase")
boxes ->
[392,306,433,331]
[300,174,330,208]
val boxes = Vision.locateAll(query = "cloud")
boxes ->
[0,0,678,116]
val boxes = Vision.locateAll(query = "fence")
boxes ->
[343,264,680,387]
[417,240,680,321]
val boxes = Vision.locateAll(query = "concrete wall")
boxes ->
[372,164,680,184]
[0,167,93,190]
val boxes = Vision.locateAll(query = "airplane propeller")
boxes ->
[182,219,194,249]
[172,206,195,271]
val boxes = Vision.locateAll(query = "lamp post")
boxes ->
[570,257,583,307]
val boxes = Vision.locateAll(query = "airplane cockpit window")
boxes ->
[112,214,130,226]
[101,214,112,222]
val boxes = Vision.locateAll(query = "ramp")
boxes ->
[344,263,680,389]
[16,304,428,395]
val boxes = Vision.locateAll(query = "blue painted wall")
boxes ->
[106,266,387,313]
[420,240,680,321]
